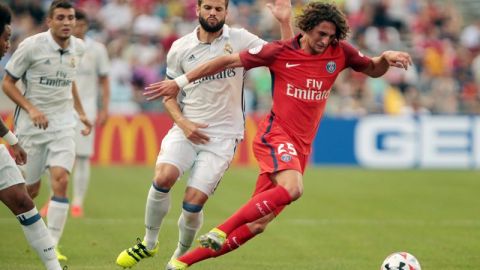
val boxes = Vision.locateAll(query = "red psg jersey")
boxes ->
[239,34,372,154]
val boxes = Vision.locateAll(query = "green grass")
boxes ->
[1,166,480,269]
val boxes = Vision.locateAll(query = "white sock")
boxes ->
[144,185,171,250]
[17,208,62,270]
[72,157,90,207]
[172,208,204,259]
[47,197,69,246]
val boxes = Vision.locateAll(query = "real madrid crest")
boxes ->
[224,43,233,54]
[326,61,336,74]
[70,57,76,68]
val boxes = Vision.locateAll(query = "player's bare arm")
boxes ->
[2,73,49,129]
[363,50,413,78]
[163,97,210,145]
[267,0,294,39]
[72,81,92,135]
[144,53,243,100]
[97,75,110,125]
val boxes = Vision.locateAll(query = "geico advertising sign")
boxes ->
[355,115,480,168]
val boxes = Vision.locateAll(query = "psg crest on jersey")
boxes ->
[326,61,336,73]
[281,154,292,162]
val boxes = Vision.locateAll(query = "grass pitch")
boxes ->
[1,166,479,269]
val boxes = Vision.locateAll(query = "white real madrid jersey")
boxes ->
[75,37,109,122]
[5,30,86,135]
[166,25,265,139]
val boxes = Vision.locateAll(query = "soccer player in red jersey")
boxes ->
[144,2,412,269]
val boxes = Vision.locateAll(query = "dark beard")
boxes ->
[199,16,225,33]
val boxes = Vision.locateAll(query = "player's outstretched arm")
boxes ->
[363,50,413,78]
[72,81,92,135]
[267,0,294,40]
[144,53,243,100]
[2,73,49,129]
[163,98,210,145]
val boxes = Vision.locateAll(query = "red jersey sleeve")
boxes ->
[239,42,283,70]
[341,41,372,72]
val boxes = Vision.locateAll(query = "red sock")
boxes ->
[179,224,254,266]
[217,185,291,235]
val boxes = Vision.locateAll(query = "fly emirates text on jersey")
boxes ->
[286,78,330,101]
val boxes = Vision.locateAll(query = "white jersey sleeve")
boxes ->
[165,41,183,80]
[96,42,110,76]
[235,28,266,50]
[5,36,34,79]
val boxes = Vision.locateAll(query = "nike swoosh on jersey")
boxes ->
[286,63,301,68]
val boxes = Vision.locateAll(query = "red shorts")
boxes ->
[253,117,309,175]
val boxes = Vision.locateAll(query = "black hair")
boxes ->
[75,8,88,22]
[0,3,12,35]
[48,0,74,18]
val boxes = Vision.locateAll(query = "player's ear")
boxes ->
[46,17,52,28]
[196,4,201,17]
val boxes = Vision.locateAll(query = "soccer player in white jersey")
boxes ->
[71,8,110,218]
[116,0,293,268]
[2,0,92,261]
[0,4,63,269]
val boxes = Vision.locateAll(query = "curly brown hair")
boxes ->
[296,1,350,41]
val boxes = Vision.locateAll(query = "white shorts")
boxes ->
[156,126,238,196]
[0,145,25,190]
[75,121,95,157]
[18,130,76,185]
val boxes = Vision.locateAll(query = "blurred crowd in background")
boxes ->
[1,0,480,116]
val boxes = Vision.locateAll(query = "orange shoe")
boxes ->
[39,200,50,217]
[71,205,84,218]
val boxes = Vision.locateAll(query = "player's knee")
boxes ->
[248,222,268,235]
[14,193,34,213]
[284,185,303,201]
[27,184,40,199]
[153,167,179,188]
[55,175,69,190]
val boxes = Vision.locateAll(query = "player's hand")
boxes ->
[28,107,48,129]
[144,80,180,101]
[178,118,210,145]
[11,143,27,165]
[96,109,109,126]
[382,51,413,70]
[79,114,93,136]
[267,0,292,23]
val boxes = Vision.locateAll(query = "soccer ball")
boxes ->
[380,252,421,270]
